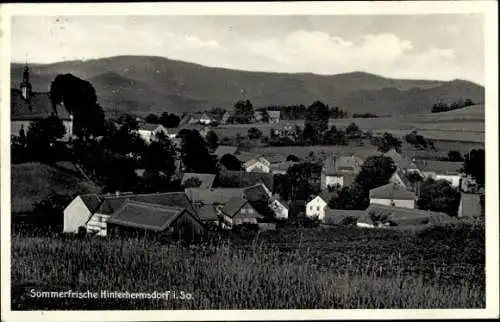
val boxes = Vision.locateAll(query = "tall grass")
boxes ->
[11,224,485,310]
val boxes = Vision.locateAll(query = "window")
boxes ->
[310,206,313,210]
[247,208,253,214]
[316,206,319,211]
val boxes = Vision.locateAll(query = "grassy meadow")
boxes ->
[11,223,485,310]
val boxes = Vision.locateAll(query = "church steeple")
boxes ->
[20,55,32,102]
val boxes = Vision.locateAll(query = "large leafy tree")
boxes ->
[232,100,254,124]
[373,132,403,153]
[463,149,485,186]
[142,131,177,179]
[286,162,322,202]
[355,156,396,192]
[304,101,329,141]
[178,129,218,174]
[220,154,242,171]
[25,115,67,163]
[50,74,105,139]
[417,179,461,216]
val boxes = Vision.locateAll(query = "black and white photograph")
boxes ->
[1,1,498,321]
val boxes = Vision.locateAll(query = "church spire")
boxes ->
[20,54,32,101]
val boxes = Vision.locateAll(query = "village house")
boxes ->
[271,124,299,141]
[219,197,264,229]
[63,192,198,237]
[270,161,298,175]
[384,149,419,172]
[218,170,274,192]
[357,204,456,229]
[388,167,413,190]
[268,110,281,124]
[220,111,231,125]
[369,182,416,209]
[457,192,483,218]
[136,123,171,143]
[305,191,336,221]
[253,110,264,123]
[199,112,215,125]
[106,200,205,241]
[181,173,216,189]
[11,64,74,141]
[320,154,363,190]
[415,160,464,188]
[243,183,288,220]
[243,158,270,173]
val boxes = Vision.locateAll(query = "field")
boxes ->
[11,162,101,214]
[11,223,485,310]
[213,104,485,144]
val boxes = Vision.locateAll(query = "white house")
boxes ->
[199,112,214,125]
[136,124,170,143]
[269,197,289,220]
[63,194,102,233]
[306,192,336,221]
[369,183,416,209]
[244,158,270,173]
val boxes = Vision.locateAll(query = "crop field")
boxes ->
[11,223,484,310]
[213,105,485,143]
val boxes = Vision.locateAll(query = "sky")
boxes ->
[11,14,485,84]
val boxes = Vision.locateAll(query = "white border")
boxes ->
[1,1,498,321]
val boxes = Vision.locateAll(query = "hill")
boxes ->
[11,55,485,115]
[11,162,101,214]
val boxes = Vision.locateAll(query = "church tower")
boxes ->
[19,60,32,102]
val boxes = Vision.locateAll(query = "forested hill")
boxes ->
[11,55,485,115]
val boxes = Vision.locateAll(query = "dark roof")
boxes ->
[79,194,102,213]
[184,187,245,204]
[318,191,337,203]
[369,183,416,200]
[323,208,366,225]
[221,197,249,217]
[181,173,216,189]
[95,192,195,215]
[322,154,363,175]
[244,184,272,203]
[392,167,412,188]
[193,204,220,221]
[214,145,238,158]
[138,123,162,131]
[107,200,185,231]
[384,149,413,170]
[219,170,274,191]
[11,89,72,121]
[460,193,482,217]
[415,160,463,174]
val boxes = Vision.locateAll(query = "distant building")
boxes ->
[11,64,74,141]
[369,183,416,209]
[320,154,363,190]
[136,124,170,143]
[243,158,270,173]
[213,145,239,159]
[199,112,215,125]
[389,167,412,190]
[253,110,264,123]
[268,110,280,124]
[270,161,298,175]
[220,111,231,124]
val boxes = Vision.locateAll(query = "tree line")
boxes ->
[431,98,475,113]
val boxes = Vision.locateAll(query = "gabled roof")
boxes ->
[181,173,216,189]
[268,110,281,118]
[318,191,337,203]
[243,158,262,168]
[95,192,195,215]
[244,183,272,203]
[270,161,298,172]
[221,197,249,217]
[415,160,463,174]
[322,154,362,175]
[323,208,366,225]
[107,200,185,231]
[11,89,72,121]
[184,187,245,205]
[138,123,163,132]
[193,204,220,221]
[391,167,412,188]
[369,183,416,200]
[384,149,413,170]
[79,194,102,213]
[214,145,238,158]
